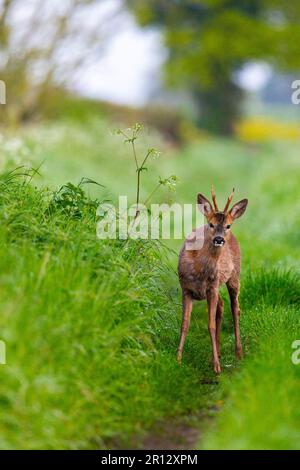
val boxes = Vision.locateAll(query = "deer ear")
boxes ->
[197,193,213,217]
[230,199,248,220]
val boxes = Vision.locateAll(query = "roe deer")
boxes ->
[177,186,248,374]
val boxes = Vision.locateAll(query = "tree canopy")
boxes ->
[128,0,300,134]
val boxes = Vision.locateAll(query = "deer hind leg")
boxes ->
[227,281,243,359]
[216,295,224,359]
[177,292,193,364]
[207,287,221,374]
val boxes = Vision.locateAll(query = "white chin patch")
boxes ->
[214,242,224,247]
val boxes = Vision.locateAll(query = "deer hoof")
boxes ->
[213,361,221,374]
[177,351,182,364]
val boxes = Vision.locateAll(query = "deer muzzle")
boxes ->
[213,236,225,247]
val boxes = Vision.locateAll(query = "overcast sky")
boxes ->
[75,15,165,105]
[72,0,165,105]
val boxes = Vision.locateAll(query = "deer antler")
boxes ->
[224,188,235,212]
[211,184,219,211]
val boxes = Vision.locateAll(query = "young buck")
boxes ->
[177,187,248,374]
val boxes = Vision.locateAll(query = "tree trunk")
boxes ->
[195,79,243,135]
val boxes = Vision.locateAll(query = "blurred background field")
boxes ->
[0,0,300,450]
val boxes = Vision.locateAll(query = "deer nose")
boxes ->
[213,236,225,247]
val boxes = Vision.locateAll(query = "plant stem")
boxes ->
[134,149,152,218]
[134,150,154,218]
[140,149,151,169]
[135,168,141,219]
[143,182,161,206]
[132,140,139,170]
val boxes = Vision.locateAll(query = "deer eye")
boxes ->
[226,224,231,229]
[209,223,214,228]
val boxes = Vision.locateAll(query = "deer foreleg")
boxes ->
[227,282,243,359]
[177,292,193,364]
[216,295,224,358]
[207,287,221,374]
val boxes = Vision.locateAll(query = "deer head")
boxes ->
[197,186,248,248]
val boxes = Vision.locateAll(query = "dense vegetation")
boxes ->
[0,116,299,449]
[0,168,219,449]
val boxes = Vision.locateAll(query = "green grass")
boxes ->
[0,171,221,449]
[0,117,300,449]
[202,270,300,449]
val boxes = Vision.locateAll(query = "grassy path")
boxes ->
[0,172,251,449]
[141,268,300,450]
[142,416,202,450]
[0,121,299,449]
[0,174,226,449]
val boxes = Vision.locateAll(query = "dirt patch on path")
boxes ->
[142,417,203,450]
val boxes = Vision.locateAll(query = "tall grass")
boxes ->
[1,116,300,449]
[202,269,300,449]
[0,173,223,449]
